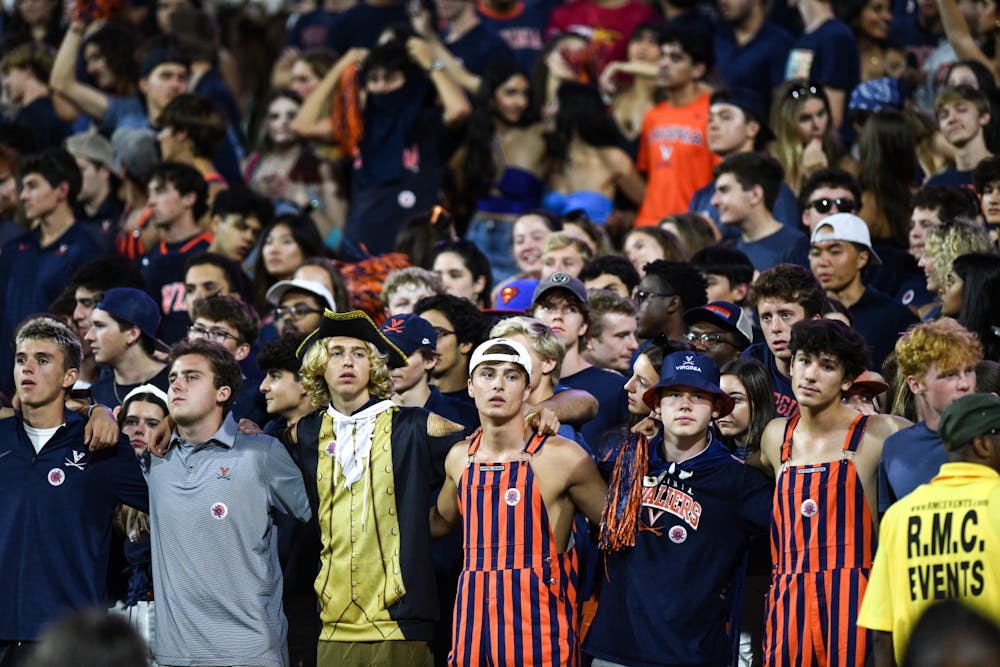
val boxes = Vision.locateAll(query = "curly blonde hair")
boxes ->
[895,317,983,382]
[299,337,393,407]
[924,218,992,289]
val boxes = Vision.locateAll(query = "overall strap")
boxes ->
[780,415,800,463]
[843,414,870,453]
[467,431,483,458]
[523,432,550,456]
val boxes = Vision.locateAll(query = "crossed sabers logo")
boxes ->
[64,450,87,470]
[216,466,232,480]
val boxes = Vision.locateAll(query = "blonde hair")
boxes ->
[299,337,393,407]
[770,79,838,193]
[381,267,443,307]
[541,232,594,262]
[490,316,565,384]
[895,317,982,381]
[924,219,992,289]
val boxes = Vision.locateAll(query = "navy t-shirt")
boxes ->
[13,96,71,151]
[91,365,170,412]
[0,222,99,397]
[877,421,945,512]
[848,287,919,371]
[926,166,975,188]
[560,365,629,445]
[732,224,810,272]
[742,342,798,419]
[715,20,794,116]
[446,23,515,76]
[140,232,213,344]
[476,1,547,74]
[785,19,860,99]
[690,178,801,240]
[425,385,480,430]
[325,3,408,51]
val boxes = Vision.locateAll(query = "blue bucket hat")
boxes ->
[642,351,735,416]
[96,287,167,351]
[379,313,437,356]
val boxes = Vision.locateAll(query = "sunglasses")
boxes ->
[807,197,858,214]
[788,83,821,100]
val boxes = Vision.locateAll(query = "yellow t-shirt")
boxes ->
[858,462,1000,664]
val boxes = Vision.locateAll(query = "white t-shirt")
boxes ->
[24,424,63,454]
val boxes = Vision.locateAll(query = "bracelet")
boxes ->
[87,403,109,418]
[427,59,445,73]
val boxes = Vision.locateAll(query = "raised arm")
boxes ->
[534,388,599,427]
[290,47,369,141]
[936,0,996,74]
[406,37,471,126]
[49,20,110,122]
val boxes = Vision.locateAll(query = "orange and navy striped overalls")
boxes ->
[449,432,580,667]
[764,414,875,667]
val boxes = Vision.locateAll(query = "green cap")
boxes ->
[938,393,1000,451]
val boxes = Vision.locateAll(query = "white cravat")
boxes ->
[327,400,394,489]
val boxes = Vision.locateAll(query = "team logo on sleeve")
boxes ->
[211,502,228,519]
[504,488,521,507]
[47,468,65,486]
[800,498,818,518]
[668,526,688,543]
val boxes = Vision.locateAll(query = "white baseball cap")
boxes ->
[810,213,882,265]
[469,337,533,378]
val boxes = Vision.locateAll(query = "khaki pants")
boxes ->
[317,640,432,667]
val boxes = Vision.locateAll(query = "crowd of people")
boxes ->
[1,0,1000,664]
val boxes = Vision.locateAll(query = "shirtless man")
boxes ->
[432,338,606,666]
[757,319,908,667]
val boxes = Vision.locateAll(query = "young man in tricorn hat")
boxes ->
[586,350,772,667]
[292,309,466,666]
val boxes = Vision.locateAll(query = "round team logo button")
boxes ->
[325,441,336,457]
[800,498,818,518]
[211,502,228,519]
[504,488,521,507]
[669,526,688,544]
[901,289,915,306]
[47,468,65,486]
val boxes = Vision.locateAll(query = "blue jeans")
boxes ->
[465,216,517,285]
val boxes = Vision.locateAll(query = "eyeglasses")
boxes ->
[684,332,735,346]
[75,293,103,310]
[635,290,675,303]
[788,83,821,100]
[273,304,322,319]
[807,197,858,214]
[188,324,240,344]
[433,327,455,338]
[188,325,241,344]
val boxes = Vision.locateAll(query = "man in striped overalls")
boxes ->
[757,319,908,667]
[431,338,607,667]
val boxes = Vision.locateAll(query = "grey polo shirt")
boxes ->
[149,414,311,667]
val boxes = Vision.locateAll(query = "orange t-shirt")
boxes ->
[634,92,718,227]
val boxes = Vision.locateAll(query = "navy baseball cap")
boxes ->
[96,288,166,350]
[710,87,774,143]
[684,301,753,349]
[379,313,437,356]
[642,351,735,416]
[532,273,589,307]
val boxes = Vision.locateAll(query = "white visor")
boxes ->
[469,337,533,378]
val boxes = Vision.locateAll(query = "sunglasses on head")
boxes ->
[807,197,858,214]
[788,83,821,100]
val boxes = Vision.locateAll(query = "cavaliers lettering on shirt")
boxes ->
[635,92,719,226]
[141,231,213,344]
